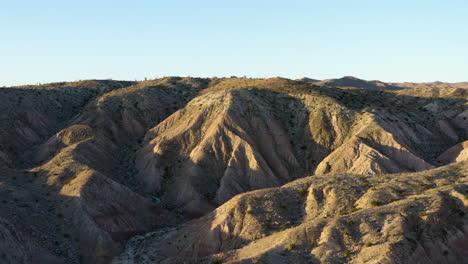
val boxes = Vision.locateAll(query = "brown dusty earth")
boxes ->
[0,76,466,264]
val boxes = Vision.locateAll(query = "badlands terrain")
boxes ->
[0,76,467,264]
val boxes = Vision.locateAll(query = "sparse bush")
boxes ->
[419,183,431,190]
[370,200,381,207]
[286,243,295,250]
[298,188,307,196]
[212,258,222,264]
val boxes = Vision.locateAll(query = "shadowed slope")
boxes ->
[438,141,468,164]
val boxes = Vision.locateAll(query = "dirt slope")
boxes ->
[0,77,466,264]
[135,78,464,219]
[114,162,468,264]
[438,141,468,164]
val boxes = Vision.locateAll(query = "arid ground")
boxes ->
[0,76,467,264]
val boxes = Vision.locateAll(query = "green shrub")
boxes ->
[298,188,307,196]
[420,183,431,190]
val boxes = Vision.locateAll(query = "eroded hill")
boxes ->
[0,77,466,264]
[114,162,468,264]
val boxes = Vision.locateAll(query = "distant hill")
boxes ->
[316,76,400,90]
[299,76,468,90]
[394,81,468,89]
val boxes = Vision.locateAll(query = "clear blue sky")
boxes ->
[1,0,467,86]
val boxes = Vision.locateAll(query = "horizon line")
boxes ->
[2,75,468,88]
